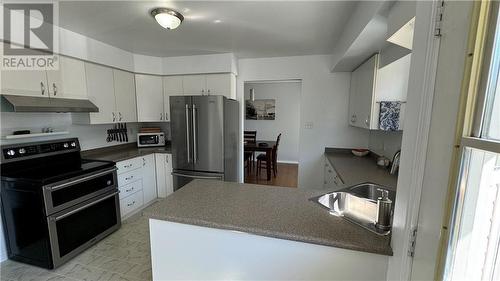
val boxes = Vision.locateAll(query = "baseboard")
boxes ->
[277,160,298,164]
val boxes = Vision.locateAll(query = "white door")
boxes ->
[1,69,48,97]
[350,54,378,129]
[142,154,157,204]
[155,154,167,198]
[114,69,137,122]
[205,73,232,98]
[85,63,116,124]
[182,75,206,95]
[163,76,183,122]
[135,74,164,122]
[46,56,88,99]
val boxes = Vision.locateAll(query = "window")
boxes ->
[444,2,500,281]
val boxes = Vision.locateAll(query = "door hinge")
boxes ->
[408,227,418,257]
[435,0,445,37]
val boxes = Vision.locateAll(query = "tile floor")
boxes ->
[0,213,152,281]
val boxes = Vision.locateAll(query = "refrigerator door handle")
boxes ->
[192,104,198,164]
[185,104,191,163]
[171,172,223,180]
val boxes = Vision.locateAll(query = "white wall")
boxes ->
[0,113,139,150]
[369,131,403,159]
[244,81,301,163]
[237,55,369,189]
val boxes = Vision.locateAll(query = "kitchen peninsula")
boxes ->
[144,180,392,280]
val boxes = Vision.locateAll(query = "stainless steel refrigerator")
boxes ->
[170,95,239,190]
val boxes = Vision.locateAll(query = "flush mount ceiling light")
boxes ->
[151,8,184,30]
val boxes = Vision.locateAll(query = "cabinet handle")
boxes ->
[41,82,45,95]
[125,187,134,193]
[119,112,123,121]
[351,114,357,123]
[143,158,146,166]
[112,112,116,122]
[127,201,136,207]
[165,112,168,120]
[160,112,163,121]
[207,89,210,95]
[52,83,57,96]
[123,164,132,168]
[201,89,205,95]
[125,175,134,181]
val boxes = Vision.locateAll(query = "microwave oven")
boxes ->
[137,132,165,147]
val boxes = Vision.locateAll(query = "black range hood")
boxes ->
[1,94,99,113]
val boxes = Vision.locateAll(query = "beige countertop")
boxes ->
[325,148,398,190]
[143,179,393,256]
[81,143,171,162]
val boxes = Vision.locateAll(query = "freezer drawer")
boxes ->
[172,170,224,191]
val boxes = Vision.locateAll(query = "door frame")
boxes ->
[386,0,444,280]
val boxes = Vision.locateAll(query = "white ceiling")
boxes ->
[58,1,358,58]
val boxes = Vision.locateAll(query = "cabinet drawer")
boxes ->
[120,190,143,218]
[118,168,143,187]
[116,157,142,174]
[119,180,143,200]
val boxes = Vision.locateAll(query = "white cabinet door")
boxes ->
[114,70,137,122]
[46,56,87,99]
[1,69,48,97]
[205,74,234,98]
[142,154,158,204]
[136,74,164,122]
[182,75,206,95]
[155,153,173,198]
[348,54,378,129]
[163,76,183,122]
[84,63,115,124]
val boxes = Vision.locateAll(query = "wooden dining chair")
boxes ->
[244,130,257,170]
[257,133,281,178]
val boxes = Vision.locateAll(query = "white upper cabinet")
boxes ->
[348,53,410,130]
[163,76,183,122]
[349,54,378,129]
[206,73,235,98]
[80,63,116,124]
[114,69,137,122]
[135,74,164,122]
[182,73,236,99]
[46,56,88,99]
[1,69,48,97]
[1,56,87,100]
[182,75,206,95]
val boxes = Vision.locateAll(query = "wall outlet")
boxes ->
[305,122,314,129]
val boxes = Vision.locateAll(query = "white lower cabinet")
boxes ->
[142,154,158,204]
[323,158,344,190]
[155,153,173,198]
[117,153,172,220]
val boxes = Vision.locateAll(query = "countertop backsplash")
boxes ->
[368,130,403,160]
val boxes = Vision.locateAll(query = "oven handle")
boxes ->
[52,191,119,221]
[171,172,223,180]
[47,168,117,191]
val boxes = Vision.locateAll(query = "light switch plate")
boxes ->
[305,122,314,129]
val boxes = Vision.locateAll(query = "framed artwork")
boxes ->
[246,99,275,120]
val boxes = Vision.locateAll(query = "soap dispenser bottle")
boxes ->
[376,189,392,230]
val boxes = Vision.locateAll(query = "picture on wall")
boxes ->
[246,99,276,120]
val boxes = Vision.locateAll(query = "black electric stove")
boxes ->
[0,138,121,269]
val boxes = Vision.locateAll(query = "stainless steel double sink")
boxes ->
[310,183,396,235]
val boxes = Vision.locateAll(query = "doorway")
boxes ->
[242,80,301,188]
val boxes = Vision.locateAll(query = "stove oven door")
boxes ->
[43,168,117,215]
[47,190,121,268]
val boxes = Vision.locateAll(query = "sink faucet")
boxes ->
[390,150,401,175]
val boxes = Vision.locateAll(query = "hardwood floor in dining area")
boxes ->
[244,162,298,188]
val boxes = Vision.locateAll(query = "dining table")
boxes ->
[244,140,276,181]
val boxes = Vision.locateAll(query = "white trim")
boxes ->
[462,137,500,154]
[386,1,442,280]
[277,160,299,164]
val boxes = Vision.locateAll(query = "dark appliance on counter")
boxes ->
[170,95,239,190]
[0,138,120,269]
